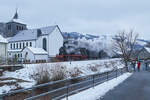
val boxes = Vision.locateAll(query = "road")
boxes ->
[100,70,150,100]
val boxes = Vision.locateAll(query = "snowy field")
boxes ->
[62,72,132,100]
[0,58,124,94]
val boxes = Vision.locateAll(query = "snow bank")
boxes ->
[62,72,132,100]
[0,58,124,94]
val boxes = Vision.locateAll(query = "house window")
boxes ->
[43,38,47,51]
[20,53,22,57]
[13,43,15,49]
[10,44,12,49]
[26,42,28,46]
[20,43,21,49]
[30,42,32,47]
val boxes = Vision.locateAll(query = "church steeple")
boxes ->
[13,8,18,19]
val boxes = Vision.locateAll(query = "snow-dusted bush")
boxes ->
[50,64,67,81]
[32,64,67,85]
[69,67,82,78]
[32,64,51,85]
[88,64,98,72]
[69,67,82,83]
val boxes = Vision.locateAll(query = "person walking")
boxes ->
[137,61,141,72]
[133,61,136,71]
[145,62,148,71]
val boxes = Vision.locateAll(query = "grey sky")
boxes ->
[0,0,150,39]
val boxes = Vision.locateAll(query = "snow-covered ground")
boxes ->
[0,58,124,94]
[62,72,132,100]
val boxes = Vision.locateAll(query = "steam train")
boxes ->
[56,39,108,61]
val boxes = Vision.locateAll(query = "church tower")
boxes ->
[5,9,27,37]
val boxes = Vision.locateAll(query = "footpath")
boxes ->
[100,70,150,100]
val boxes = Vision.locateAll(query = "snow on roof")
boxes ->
[145,47,150,53]
[8,19,26,25]
[9,25,57,42]
[0,35,7,43]
[26,47,48,55]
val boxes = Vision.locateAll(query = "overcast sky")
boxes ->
[0,0,150,39]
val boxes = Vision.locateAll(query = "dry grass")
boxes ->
[69,67,83,83]
[88,64,98,72]
[32,64,67,85]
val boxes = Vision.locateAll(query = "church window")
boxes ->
[8,25,11,30]
[16,43,18,49]
[20,43,21,49]
[30,42,32,47]
[23,42,25,48]
[13,43,15,49]
[43,38,47,51]
[19,26,21,30]
[16,26,19,30]
[10,44,12,49]
[26,42,28,46]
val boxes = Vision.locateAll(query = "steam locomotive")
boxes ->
[56,39,108,61]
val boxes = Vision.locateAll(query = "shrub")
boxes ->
[50,64,67,81]
[32,64,51,85]
[69,67,82,83]
[32,64,67,91]
[88,64,98,72]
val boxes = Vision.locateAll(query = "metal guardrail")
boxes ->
[0,67,127,100]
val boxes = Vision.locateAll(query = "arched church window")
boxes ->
[43,38,47,51]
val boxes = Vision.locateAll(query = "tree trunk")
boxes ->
[125,61,129,72]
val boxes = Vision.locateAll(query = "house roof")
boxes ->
[25,47,48,55]
[9,25,58,42]
[0,35,7,43]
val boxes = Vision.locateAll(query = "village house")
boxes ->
[0,35,7,64]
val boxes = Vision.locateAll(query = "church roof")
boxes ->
[9,25,58,42]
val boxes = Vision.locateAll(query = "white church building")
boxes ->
[7,11,64,63]
[8,25,64,62]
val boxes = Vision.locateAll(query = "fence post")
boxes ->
[0,95,4,100]
[66,81,69,100]
[107,72,108,81]
[93,75,95,88]
[121,68,122,75]
[31,87,35,97]
[116,69,117,78]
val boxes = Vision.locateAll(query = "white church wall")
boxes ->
[48,27,63,57]
[36,35,48,49]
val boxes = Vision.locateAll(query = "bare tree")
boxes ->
[113,30,138,71]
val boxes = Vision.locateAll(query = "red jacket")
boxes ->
[137,62,141,69]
